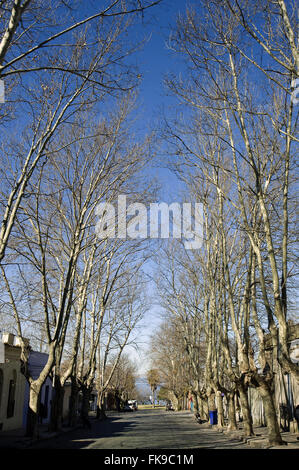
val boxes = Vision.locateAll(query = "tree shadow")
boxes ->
[29,415,137,449]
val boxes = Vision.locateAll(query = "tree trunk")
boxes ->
[191,391,199,414]
[96,390,107,420]
[26,384,40,438]
[177,396,183,411]
[258,381,284,445]
[216,391,225,429]
[227,392,238,431]
[68,376,79,427]
[207,390,216,411]
[152,387,156,408]
[235,392,241,422]
[170,392,179,411]
[81,385,91,420]
[49,376,65,431]
[238,383,254,436]
[199,395,209,420]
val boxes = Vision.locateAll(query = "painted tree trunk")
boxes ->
[238,384,254,436]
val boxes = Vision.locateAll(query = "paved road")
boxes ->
[30,409,248,449]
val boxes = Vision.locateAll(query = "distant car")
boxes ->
[123,404,134,412]
[165,402,174,411]
[128,400,138,411]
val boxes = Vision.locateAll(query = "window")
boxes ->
[7,370,16,418]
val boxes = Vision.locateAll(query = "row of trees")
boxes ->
[150,0,298,446]
[0,0,297,447]
[0,0,161,436]
[102,354,138,412]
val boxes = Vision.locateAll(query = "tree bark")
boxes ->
[191,391,199,414]
[227,392,238,431]
[96,390,107,420]
[216,391,225,429]
[68,376,79,427]
[81,385,91,421]
[26,384,40,438]
[207,390,216,411]
[258,381,284,445]
[199,394,209,420]
[49,376,65,431]
[238,383,254,436]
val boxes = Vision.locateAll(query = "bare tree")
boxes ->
[0,93,152,436]
[95,263,150,419]
[0,0,162,264]
[160,0,298,445]
[103,354,138,408]
[0,1,163,79]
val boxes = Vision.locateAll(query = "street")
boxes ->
[30,409,248,449]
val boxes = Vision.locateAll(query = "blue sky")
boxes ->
[121,0,191,375]
[134,0,184,117]
[131,0,189,202]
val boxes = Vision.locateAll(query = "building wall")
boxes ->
[0,345,26,432]
[90,392,97,412]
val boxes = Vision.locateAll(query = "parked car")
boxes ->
[128,400,138,411]
[165,402,174,411]
[123,404,134,412]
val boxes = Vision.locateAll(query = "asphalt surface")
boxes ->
[29,409,249,449]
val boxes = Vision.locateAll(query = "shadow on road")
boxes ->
[30,414,137,449]
[23,410,258,450]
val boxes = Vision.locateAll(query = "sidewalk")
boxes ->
[0,410,107,449]
[196,419,299,449]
